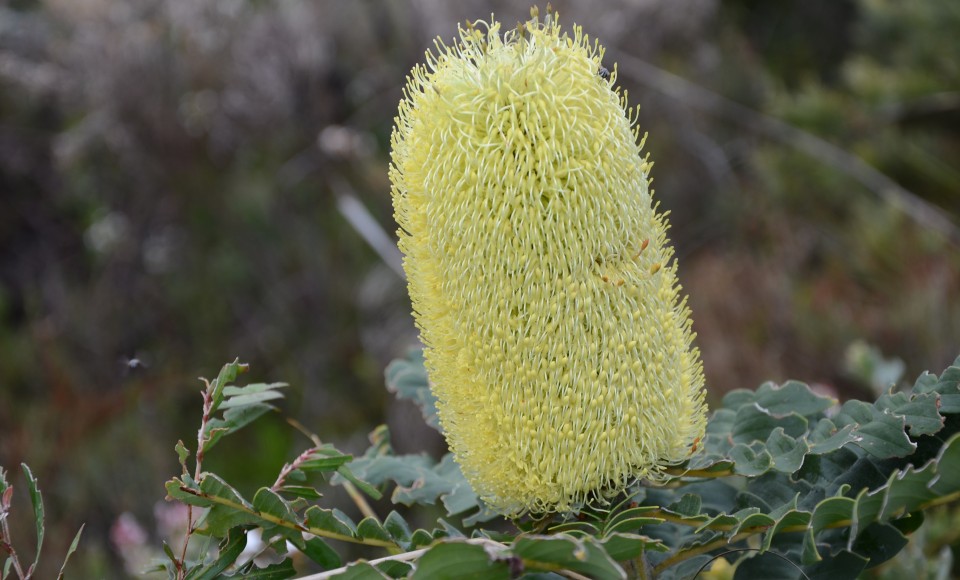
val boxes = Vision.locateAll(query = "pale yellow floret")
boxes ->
[389,12,708,516]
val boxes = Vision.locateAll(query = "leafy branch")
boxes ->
[0,465,83,580]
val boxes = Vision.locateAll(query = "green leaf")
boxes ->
[252,488,297,523]
[329,562,390,579]
[218,390,287,409]
[207,359,248,411]
[384,511,412,548]
[356,517,392,544]
[200,473,251,508]
[731,404,808,445]
[835,400,916,458]
[342,448,480,520]
[298,453,353,473]
[729,444,773,476]
[512,535,624,579]
[186,528,247,580]
[200,504,260,537]
[165,478,213,507]
[221,382,288,397]
[304,506,357,539]
[21,463,45,574]
[603,506,664,535]
[385,349,441,432]
[176,440,190,473]
[56,524,84,580]
[598,532,668,561]
[754,380,837,417]
[277,485,322,500]
[376,560,415,578]
[410,528,437,549]
[875,391,944,436]
[203,404,275,454]
[808,421,857,454]
[336,464,383,501]
[411,542,510,580]
[297,536,342,569]
[765,429,808,473]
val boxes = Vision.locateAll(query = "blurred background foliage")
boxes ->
[0,0,957,576]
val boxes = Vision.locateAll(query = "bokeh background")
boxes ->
[1,0,958,576]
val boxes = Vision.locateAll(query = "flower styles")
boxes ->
[389,10,707,516]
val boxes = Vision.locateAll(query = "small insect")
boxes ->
[691,436,702,454]
[598,66,610,81]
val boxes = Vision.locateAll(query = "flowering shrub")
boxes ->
[4,8,960,580]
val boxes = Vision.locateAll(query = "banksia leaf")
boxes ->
[389,12,707,516]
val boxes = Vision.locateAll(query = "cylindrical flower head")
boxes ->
[390,13,707,516]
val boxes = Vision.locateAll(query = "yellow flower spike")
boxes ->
[390,12,707,516]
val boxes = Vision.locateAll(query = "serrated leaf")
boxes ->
[165,478,213,507]
[733,512,776,535]
[200,473,251,508]
[732,404,808,444]
[808,421,858,455]
[410,528,436,549]
[766,429,808,473]
[252,488,297,523]
[176,440,190,473]
[720,389,756,411]
[754,380,837,418]
[384,511,412,548]
[343,450,479,519]
[304,506,357,539]
[835,400,916,458]
[667,494,702,517]
[761,510,811,551]
[729,444,773,476]
[356,517,392,543]
[207,359,247,411]
[200,504,260,537]
[411,542,510,580]
[385,349,441,432]
[512,535,625,579]
[876,391,944,436]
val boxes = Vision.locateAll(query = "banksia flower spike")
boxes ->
[390,9,707,516]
